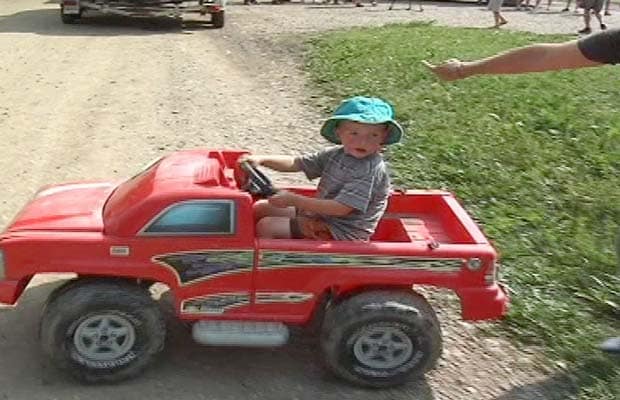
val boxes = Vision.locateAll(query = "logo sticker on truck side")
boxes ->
[259,252,463,272]
[181,291,314,314]
[255,292,314,304]
[153,250,254,285]
[182,292,251,314]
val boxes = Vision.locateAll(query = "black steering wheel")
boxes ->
[239,161,277,198]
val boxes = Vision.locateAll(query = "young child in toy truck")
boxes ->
[240,96,403,241]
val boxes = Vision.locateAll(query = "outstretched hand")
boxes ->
[422,59,466,82]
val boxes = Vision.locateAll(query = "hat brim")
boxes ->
[320,115,403,145]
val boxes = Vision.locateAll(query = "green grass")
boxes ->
[303,22,619,399]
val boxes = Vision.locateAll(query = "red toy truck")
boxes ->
[0,150,508,387]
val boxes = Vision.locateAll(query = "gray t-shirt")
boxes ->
[578,28,620,65]
[296,146,390,241]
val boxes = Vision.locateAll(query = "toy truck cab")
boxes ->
[0,149,508,387]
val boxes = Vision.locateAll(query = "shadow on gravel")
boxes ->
[0,8,218,37]
[0,280,436,400]
[493,372,577,400]
[495,355,620,400]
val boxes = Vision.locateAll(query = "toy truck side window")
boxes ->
[139,200,236,236]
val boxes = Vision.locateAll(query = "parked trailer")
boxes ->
[60,0,227,28]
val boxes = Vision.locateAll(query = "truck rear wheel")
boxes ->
[40,280,165,383]
[320,290,442,388]
[212,11,224,28]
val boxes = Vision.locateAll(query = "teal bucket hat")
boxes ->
[320,96,404,145]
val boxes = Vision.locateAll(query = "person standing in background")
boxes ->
[532,0,553,12]
[562,0,580,12]
[488,0,508,27]
[516,0,532,10]
[579,0,607,34]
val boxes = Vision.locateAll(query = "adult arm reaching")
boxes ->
[422,28,620,81]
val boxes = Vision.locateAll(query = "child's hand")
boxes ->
[268,190,297,208]
[238,154,263,166]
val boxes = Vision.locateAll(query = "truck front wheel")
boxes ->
[211,11,224,28]
[320,290,442,388]
[40,280,165,383]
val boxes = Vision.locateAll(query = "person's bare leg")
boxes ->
[493,11,507,25]
[256,216,293,238]
[253,200,296,238]
[593,10,605,28]
[581,9,592,31]
[253,200,295,221]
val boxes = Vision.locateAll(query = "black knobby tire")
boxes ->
[320,290,442,388]
[60,6,80,24]
[212,11,224,28]
[40,280,165,383]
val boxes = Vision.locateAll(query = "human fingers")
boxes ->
[268,193,287,208]
[421,60,435,69]
[268,190,295,208]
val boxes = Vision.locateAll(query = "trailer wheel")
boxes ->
[320,290,442,388]
[40,280,165,383]
[212,11,225,28]
[60,5,80,24]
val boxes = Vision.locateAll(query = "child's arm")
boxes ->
[240,155,302,173]
[269,191,353,217]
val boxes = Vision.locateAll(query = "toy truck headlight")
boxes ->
[467,258,483,271]
[0,250,5,280]
[468,258,499,285]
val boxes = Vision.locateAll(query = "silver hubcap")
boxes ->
[73,313,136,361]
[353,325,414,369]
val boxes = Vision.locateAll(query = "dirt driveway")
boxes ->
[0,1,590,399]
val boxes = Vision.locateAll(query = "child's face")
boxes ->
[336,121,389,159]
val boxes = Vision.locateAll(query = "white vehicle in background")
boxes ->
[60,0,227,28]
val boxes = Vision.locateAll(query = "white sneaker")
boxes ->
[600,337,620,354]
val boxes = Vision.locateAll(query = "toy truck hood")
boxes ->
[6,182,116,233]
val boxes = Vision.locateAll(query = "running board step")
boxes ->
[192,321,290,347]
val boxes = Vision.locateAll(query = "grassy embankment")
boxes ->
[304,23,619,399]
